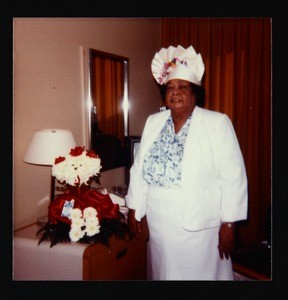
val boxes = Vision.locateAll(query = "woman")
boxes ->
[125,45,248,280]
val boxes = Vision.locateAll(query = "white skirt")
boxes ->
[146,186,234,280]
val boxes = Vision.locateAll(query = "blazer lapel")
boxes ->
[181,106,217,192]
[181,107,207,190]
[140,110,171,157]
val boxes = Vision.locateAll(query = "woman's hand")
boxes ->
[218,222,235,260]
[127,209,142,238]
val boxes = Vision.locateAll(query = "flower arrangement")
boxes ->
[37,146,131,247]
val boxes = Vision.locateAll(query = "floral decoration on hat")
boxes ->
[151,45,205,85]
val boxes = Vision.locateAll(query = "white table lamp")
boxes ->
[24,129,77,202]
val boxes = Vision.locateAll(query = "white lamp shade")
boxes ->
[23,129,77,165]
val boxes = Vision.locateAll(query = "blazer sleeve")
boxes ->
[213,114,248,222]
[125,114,154,219]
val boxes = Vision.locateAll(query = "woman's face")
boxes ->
[164,79,196,114]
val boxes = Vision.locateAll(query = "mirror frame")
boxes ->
[85,48,129,171]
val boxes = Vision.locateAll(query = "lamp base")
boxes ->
[36,216,49,227]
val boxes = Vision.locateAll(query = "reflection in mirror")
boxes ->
[87,49,129,171]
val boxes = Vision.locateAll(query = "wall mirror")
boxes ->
[86,48,129,171]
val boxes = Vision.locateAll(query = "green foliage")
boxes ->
[37,217,132,248]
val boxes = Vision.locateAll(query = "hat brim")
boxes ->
[166,65,202,86]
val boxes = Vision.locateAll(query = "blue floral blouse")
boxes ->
[143,115,192,188]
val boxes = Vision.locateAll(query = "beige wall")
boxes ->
[14,18,161,229]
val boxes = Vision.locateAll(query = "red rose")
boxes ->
[86,150,99,158]
[70,146,85,157]
[54,156,65,164]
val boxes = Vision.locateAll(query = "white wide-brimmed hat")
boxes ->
[151,45,205,86]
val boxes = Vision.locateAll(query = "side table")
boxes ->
[14,219,149,280]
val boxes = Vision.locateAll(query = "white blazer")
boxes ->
[126,106,248,231]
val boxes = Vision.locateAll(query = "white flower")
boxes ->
[71,217,85,228]
[69,226,85,242]
[70,208,82,220]
[83,207,98,219]
[85,221,101,237]
[85,216,99,226]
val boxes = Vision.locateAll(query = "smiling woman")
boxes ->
[125,45,248,280]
